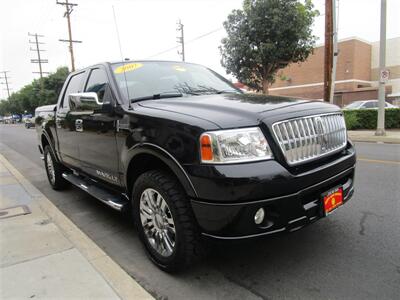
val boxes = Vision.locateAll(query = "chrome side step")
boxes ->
[62,173,129,211]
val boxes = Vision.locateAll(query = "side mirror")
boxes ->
[69,92,103,112]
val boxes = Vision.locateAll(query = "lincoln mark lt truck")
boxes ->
[35,61,356,272]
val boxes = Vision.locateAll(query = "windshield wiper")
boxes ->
[130,92,183,103]
[215,89,241,94]
[189,87,240,95]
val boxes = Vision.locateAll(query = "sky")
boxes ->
[1,0,400,99]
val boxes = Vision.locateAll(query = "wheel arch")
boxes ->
[41,130,60,162]
[125,144,197,199]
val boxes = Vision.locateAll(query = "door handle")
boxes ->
[75,119,83,132]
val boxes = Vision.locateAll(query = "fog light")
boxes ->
[254,208,265,225]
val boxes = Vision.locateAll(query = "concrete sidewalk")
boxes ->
[0,154,153,299]
[348,130,400,144]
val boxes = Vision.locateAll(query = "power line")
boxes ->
[57,0,82,72]
[28,33,49,79]
[0,71,12,99]
[186,27,223,43]
[146,27,223,59]
[176,19,185,62]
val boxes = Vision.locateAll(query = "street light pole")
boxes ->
[376,0,387,136]
[324,0,333,103]
[329,0,338,104]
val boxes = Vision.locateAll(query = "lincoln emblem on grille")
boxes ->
[314,116,328,150]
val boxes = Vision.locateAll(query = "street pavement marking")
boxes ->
[357,157,400,165]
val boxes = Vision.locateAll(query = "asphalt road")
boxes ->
[1,124,399,300]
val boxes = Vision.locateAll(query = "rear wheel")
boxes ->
[44,145,69,190]
[133,170,201,272]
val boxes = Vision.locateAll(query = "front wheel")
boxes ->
[43,145,69,190]
[133,170,201,272]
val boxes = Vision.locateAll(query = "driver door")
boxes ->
[75,67,122,186]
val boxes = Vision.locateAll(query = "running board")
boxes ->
[62,173,129,211]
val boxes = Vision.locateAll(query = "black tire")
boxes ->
[133,170,201,272]
[43,145,69,190]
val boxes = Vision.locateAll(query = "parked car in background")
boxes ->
[3,116,12,124]
[343,100,398,110]
[24,117,35,129]
[12,114,21,123]
[3,115,19,124]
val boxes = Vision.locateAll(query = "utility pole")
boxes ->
[376,0,387,136]
[28,33,49,79]
[324,0,333,102]
[0,71,12,98]
[176,20,185,62]
[57,0,82,71]
[329,0,339,104]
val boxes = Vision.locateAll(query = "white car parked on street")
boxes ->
[343,100,398,110]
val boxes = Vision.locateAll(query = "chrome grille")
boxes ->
[272,113,347,165]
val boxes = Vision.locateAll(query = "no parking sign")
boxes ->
[380,69,390,83]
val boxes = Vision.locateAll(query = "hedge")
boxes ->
[343,108,400,130]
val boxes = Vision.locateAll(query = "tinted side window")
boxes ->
[85,68,109,103]
[62,72,85,109]
[364,102,377,108]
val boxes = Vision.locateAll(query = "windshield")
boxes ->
[111,61,240,102]
[344,101,363,109]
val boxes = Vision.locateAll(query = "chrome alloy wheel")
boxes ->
[139,188,176,257]
[46,152,55,185]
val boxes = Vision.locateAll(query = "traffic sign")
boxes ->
[380,69,390,83]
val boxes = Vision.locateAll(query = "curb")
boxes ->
[0,154,153,300]
[349,137,400,144]
[348,131,400,144]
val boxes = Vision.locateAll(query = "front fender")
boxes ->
[123,143,198,198]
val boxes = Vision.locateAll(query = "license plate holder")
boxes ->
[322,186,343,216]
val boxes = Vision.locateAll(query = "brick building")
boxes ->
[268,37,400,107]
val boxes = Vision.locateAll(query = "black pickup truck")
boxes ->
[36,61,356,272]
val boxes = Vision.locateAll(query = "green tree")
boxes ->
[220,0,318,94]
[0,66,69,115]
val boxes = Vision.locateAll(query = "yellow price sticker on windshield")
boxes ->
[114,63,143,74]
[174,66,186,72]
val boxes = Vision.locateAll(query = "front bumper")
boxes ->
[187,142,356,239]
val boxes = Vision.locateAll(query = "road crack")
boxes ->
[359,211,384,236]
[224,274,270,300]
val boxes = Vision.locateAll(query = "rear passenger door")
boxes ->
[55,71,86,168]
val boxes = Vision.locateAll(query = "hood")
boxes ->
[137,94,338,128]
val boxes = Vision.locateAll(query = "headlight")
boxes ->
[200,127,273,163]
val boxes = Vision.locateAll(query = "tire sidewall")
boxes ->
[133,172,186,271]
[44,146,56,188]
[43,145,67,190]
